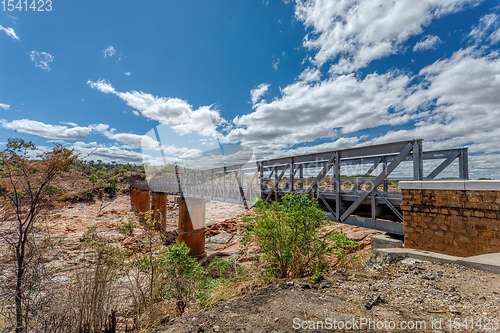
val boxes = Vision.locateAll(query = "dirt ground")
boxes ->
[159,256,500,333]
[2,193,499,333]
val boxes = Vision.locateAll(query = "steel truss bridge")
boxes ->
[132,140,468,235]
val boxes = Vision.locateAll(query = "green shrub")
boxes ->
[243,193,358,279]
[82,190,95,200]
[115,221,136,237]
[158,242,209,313]
[312,270,324,284]
[208,257,233,279]
[107,176,118,196]
[46,184,63,195]
[89,174,98,183]
[118,168,127,173]
[80,226,99,243]
[57,193,71,201]
[127,242,210,317]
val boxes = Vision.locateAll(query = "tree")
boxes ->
[0,138,77,333]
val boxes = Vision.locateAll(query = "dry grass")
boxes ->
[133,301,177,333]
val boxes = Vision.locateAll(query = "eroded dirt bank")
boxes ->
[159,258,500,333]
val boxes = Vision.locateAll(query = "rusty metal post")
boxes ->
[151,192,168,231]
[138,190,151,220]
[130,188,138,212]
[178,197,206,259]
[134,188,140,213]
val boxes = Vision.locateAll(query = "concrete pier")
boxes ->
[152,192,168,231]
[177,197,207,259]
[138,190,151,220]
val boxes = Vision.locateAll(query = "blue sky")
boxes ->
[1,0,500,178]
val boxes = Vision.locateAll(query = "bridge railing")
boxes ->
[132,139,468,235]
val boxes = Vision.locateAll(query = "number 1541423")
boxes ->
[2,0,52,12]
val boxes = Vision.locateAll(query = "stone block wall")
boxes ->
[399,181,500,257]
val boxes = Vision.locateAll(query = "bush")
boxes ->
[243,193,358,279]
[158,242,209,313]
[45,184,62,195]
[107,176,118,196]
[126,242,209,321]
[80,226,99,243]
[57,193,71,201]
[38,233,124,333]
[82,190,95,201]
[89,173,98,184]
[115,221,136,237]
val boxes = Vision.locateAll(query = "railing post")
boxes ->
[299,164,304,190]
[459,148,469,180]
[223,166,227,202]
[259,162,264,196]
[382,157,388,193]
[334,151,341,221]
[413,140,423,181]
[274,166,278,202]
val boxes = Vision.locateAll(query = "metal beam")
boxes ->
[351,157,382,192]
[340,142,413,221]
[264,162,290,203]
[425,151,460,180]
[373,188,404,221]
[326,213,404,235]
[306,152,336,194]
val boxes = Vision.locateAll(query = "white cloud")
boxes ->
[375,47,500,147]
[0,117,198,163]
[298,68,321,82]
[250,83,270,106]
[72,139,201,165]
[91,124,160,150]
[103,45,116,58]
[29,51,54,72]
[413,35,442,52]
[171,106,224,137]
[72,141,153,165]
[87,79,116,94]
[83,5,500,178]
[225,37,500,178]
[87,79,224,138]
[0,119,90,140]
[491,28,500,44]
[227,71,411,151]
[272,56,280,70]
[295,0,480,73]
[469,13,500,44]
[0,103,10,110]
[118,91,192,122]
[0,24,19,40]
[124,72,131,76]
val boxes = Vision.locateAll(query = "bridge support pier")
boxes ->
[151,192,168,231]
[138,190,151,220]
[177,197,207,259]
[130,188,138,212]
